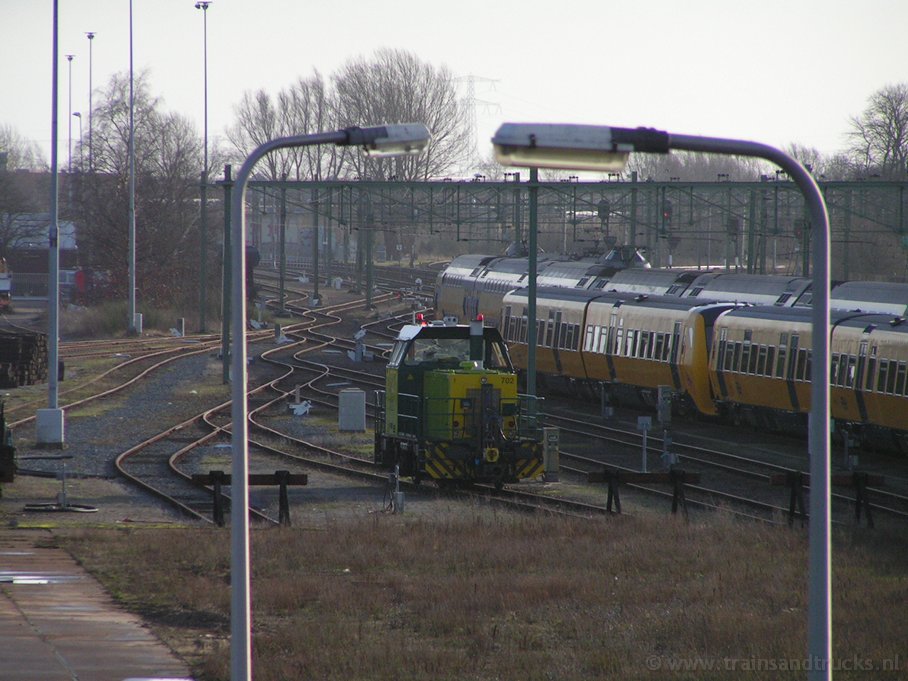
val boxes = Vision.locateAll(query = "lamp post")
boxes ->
[127,0,137,334]
[229,123,429,681]
[493,122,832,681]
[37,0,65,447]
[72,112,82,171]
[66,54,74,173]
[195,0,211,331]
[85,32,94,172]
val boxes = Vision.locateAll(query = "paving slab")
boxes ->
[0,531,193,681]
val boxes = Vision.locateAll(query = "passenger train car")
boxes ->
[433,253,908,451]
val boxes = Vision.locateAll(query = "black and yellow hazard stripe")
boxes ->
[424,442,465,480]
[515,458,545,480]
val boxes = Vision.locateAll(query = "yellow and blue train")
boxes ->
[374,317,545,486]
[435,254,908,452]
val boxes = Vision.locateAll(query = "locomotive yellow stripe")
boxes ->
[425,444,461,479]
[515,459,545,480]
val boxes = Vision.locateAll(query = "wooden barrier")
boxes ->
[588,467,701,515]
[191,470,308,526]
[770,470,884,527]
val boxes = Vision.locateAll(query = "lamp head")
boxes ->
[492,122,669,172]
[344,123,431,157]
[86,32,95,40]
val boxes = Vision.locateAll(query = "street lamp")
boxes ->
[229,123,429,681]
[72,112,82,171]
[85,32,94,172]
[195,0,211,331]
[65,54,74,173]
[128,0,137,334]
[492,121,832,681]
[37,0,64,447]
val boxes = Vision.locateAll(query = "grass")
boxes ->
[54,509,908,681]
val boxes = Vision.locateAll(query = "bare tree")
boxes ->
[0,124,45,171]
[0,125,48,258]
[627,150,765,182]
[848,83,908,179]
[74,72,207,306]
[333,49,470,181]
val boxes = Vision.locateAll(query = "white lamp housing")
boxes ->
[492,122,633,171]
[353,123,431,157]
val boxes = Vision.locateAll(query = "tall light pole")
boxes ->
[72,112,82,171]
[229,124,429,681]
[65,54,74,173]
[127,0,137,334]
[195,0,211,331]
[36,0,65,447]
[493,122,832,681]
[85,32,94,172]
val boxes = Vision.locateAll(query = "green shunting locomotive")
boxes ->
[374,315,545,488]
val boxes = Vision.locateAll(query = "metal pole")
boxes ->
[196,1,210,332]
[279,177,287,313]
[221,164,232,384]
[66,54,73,174]
[527,168,537,398]
[48,0,60,411]
[669,133,831,680]
[230,130,351,681]
[127,0,136,334]
[312,186,320,304]
[86,32,94,172]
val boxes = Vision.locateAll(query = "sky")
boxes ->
[2,0,906,174]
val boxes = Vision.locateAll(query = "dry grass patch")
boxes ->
[55,510,907,681]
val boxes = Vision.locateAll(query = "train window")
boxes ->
[519,317,528,344]
[898,362,907,395]
[536,319,546,347]
[845,356,857,388]
[689,287,704,297]
[756,346,768,375]
[880,360,894,394]
[626,330,637,357]
[740,342,751,373]
[640,331,653,359]
[729,341,741,371]
[866,349,876,392]
[615,327,624,355]
[577,277,589,288]
[765,347,775,376]
[795,348,810,381]
[830,353,840,386]
[585,325,596,352]
[600,326,610,354]
[776,293,791,305]
[654,334,665,362]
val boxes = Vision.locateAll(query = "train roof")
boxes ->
[535,260,619,287]
[604,268,699,294]
[830,281,908,315]
[720,305,908,333]
[445,254,500,274]
[686,272,812,305]
[504,285,737,313]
